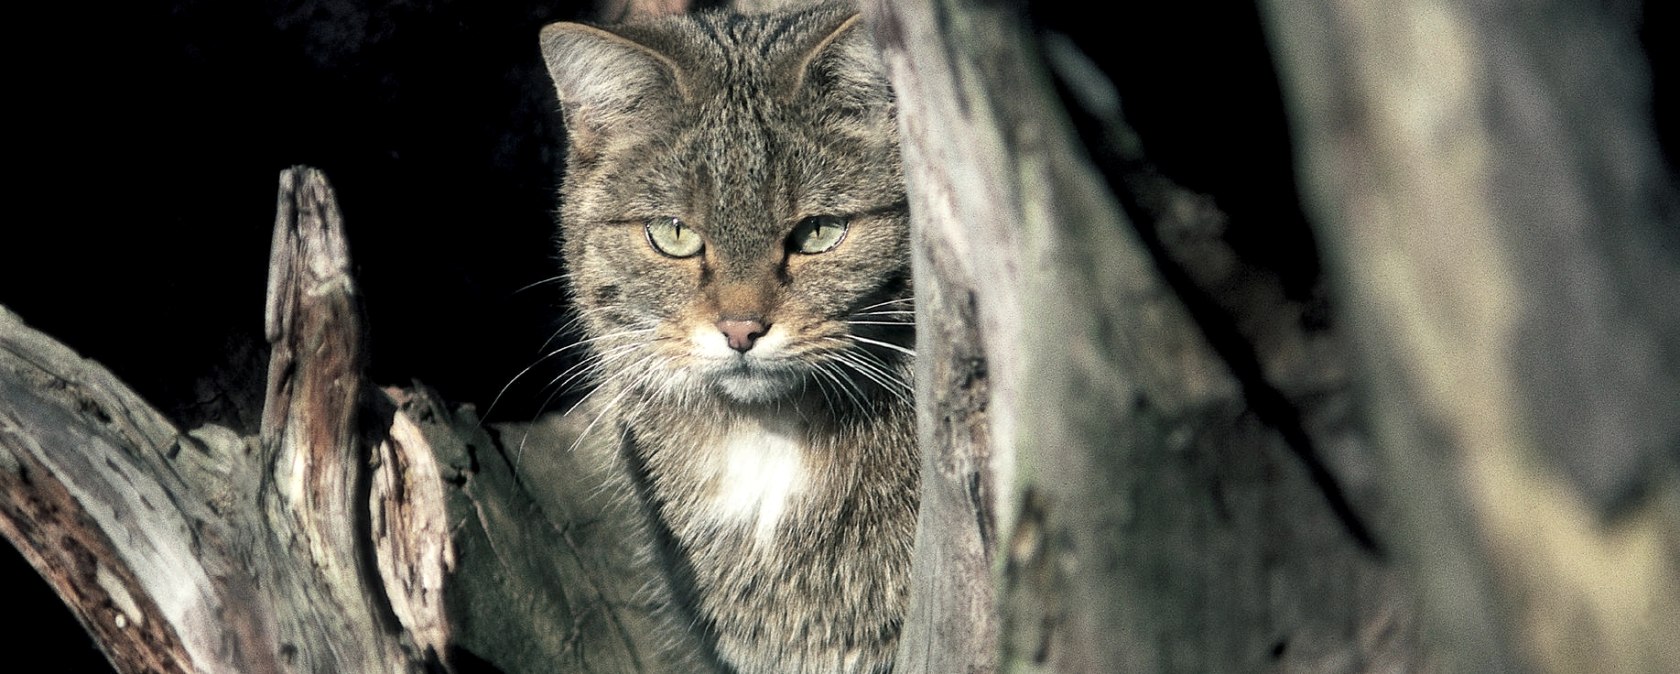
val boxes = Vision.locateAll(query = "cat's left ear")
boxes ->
[540,21,687,158]
[787,12,895,132]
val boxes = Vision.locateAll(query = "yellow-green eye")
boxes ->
[645,217,703,257]
[790,215,848,254]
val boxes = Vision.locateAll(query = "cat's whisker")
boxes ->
[512,342,656,466]
[846,335,918,358]
[485,328,657,423]
[799,369,826,408]
[624,367,681,434]
[539,344,633,394]
[805,361,838,406]
[567,355,672,455]
[842,351,912,391]
[561,326,658,355]
[514,272,575,294]
[560,304,648,326]
[535,327,573,356]
[535,307,649,356]
[844,321,914,326]
[518,349,660,465]
[633,357,688,413]
[538,313,617,353]
[814,360,868,412]
[846,368,911,408]
[544,344,647,401]
[518,373,600,467]
[553,306,651,338]
[825,348,912,407]
[832,342,915,393]
[852,297,915,313]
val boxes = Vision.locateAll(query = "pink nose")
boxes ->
[717,319,769,353]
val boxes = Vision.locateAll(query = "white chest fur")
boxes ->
[700,415,808,544]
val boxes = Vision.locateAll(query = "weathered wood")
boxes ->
[1262,0,1680,671]
[0,165,693,674]
[0,303,294,673]
[260,166,432,673]
[0,167,454,673]
[369,390,456,663]
[0,318,217,674]
[866,0,1421,671]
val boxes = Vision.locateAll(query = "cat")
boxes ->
[538,4,917,673]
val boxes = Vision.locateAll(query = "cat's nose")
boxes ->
[717,318,769,353]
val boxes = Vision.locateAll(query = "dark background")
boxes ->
[3,1,1672,670]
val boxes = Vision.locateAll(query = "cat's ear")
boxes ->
[540,22,687,156]
[787,12,895,134]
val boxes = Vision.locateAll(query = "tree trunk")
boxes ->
[867,0,1677,671]
[865,1,1418,672]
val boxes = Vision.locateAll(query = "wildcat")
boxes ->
[538,4,917,673]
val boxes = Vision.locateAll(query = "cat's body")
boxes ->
[539,5,916,673]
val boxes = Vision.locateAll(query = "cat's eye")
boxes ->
[789,215,849,254]
[645,217,704,258]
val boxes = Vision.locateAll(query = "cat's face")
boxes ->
[542,7,910,407]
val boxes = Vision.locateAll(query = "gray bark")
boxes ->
[0,168,685,674]
[0,168,440,673]
[864,1,1421,672]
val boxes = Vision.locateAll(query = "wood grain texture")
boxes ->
[865,1,1421,671]
[0,168,448,673]
[258,166,432,673]
[0,311,284,673]
[0,362,196,674]
[0,161,703,674]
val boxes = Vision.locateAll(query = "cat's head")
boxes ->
[539,5,910,408]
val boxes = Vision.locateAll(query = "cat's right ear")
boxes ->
[540,23,686,157]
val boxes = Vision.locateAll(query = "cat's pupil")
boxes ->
[646,216,703,258]
[790,215,848,254]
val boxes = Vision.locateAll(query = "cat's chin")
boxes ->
[711,368,803,403]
